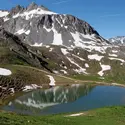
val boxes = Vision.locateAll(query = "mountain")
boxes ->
[1,3,125,100]
[0,2,109,51]
[109,36,125,45]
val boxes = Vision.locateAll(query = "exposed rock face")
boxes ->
[0,28,52,72]
[0,2,109,49]
[9,5,24,16]
[109,36,125,45]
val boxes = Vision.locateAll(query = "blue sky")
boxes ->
[0,0,125,38]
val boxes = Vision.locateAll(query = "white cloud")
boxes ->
[53,0,72,5]
[100,14,124,18]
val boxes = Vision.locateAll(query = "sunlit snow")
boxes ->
[98,63,111,76]
[88,54,104,61]
[47,75,56,86]
[0,68,12,76]
[13,8,57,20]
[0,11,9,17]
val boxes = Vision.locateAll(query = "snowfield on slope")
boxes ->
[13,8,57,20]
[109,57,125,63]
[88,54,104,61]
[47,75,56,86]
[67,57,87,74]
[61,48,69,55]
[15,29,31,35]
[109,54,117,57]
[31,43,43,46]
[23,84,42,92]
[0,68,12,76]
[0,11,9,17]
[98,63,111,76]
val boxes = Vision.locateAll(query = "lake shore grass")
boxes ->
[0,106,125,125]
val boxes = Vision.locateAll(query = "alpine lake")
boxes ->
[1,84,125,115]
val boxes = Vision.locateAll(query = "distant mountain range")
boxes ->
[109,36,125,45]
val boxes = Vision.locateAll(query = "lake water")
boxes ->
[1,84,125,115]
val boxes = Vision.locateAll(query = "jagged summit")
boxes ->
[6,2,55,18]
[9,5,24,16]
[26,2,39,11]
[26,2,49,11]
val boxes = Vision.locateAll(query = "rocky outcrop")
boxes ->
[0,28,52,72]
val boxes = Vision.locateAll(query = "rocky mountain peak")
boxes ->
[26,2,39,11]
[0,2,109,50]
[26,2,49,11]
[9,5,24,15]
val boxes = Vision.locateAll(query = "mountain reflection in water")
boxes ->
[2,84,93,114]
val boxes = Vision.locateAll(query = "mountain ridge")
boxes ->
[0,2,109,51]
[109,36,125,45]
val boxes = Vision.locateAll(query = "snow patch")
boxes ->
[52,28,63,45]
[49,48,54,52]
[77,52,80,55]
[109,57,125,63]
[61,48,69,55]
[98,63,111,76]
[64,66,67,69]
[45,45,50,48]
[68,113,84,117]
[15,29,25,35]
[43,26,51,32]
[31,43,43,46]
[88,54,104,61]
[72,54,85,61]
[15,29,30,35]
[0,11,9,17]
[47,75,56,86]
[23,84,42,92]
[25,30,30,35]
[0,68,12,76]
[85,63,89,68]
[67,57,87,74]
[109,54,117,57]
[4,17,9,22]
[112,50,118,53]
[53,70,59,74]
[70,32,108,53]
[60,70,68,74]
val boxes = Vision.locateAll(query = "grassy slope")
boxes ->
[0,64,78,105]
[1,42,125,85]
[0,106,125,125]
[0,64,77,86]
